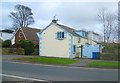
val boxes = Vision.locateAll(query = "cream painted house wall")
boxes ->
[40,23,71,58]
[39,22,98,58]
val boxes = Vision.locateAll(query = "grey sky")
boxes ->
[1,1,118,35]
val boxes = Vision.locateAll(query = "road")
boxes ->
[2,61,118,81]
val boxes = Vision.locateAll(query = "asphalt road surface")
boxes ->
[2,61,119,81]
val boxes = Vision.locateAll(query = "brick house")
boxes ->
[11,27,40,44]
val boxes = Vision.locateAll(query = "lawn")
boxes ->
[14,57,78,65]
[87,61,120,69]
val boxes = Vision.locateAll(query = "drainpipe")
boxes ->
[81,45,83,58]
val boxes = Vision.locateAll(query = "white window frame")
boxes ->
[57,32,64,39]
[19,32,23,38]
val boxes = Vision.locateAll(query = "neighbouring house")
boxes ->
[0,29,15,44]
[37,19,101,58]
[76,30,101,58]
[11,27,41,45]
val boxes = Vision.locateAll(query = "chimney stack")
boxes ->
[52,15,58,23]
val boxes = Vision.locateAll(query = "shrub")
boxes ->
[96,52,100,59]
[16,40,25,48]
[32,49,39,55]
[100,53,118,61]
[2,40,11,47]
[34,44,39,49]
[16,40,34,55]
[2,48,24,55]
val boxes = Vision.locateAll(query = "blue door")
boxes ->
[92,52,97,59]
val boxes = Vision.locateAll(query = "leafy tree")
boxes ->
[17,40,34,55]
[2,40,11,47]
[16,40,25,48]
[9,4,35,29]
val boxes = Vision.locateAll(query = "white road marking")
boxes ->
[3,61,118,71]
[0,74,48,82]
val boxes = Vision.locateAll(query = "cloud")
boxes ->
[1,1,117,35]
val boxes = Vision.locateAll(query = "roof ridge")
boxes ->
[57,23,76,31]
[22,27,40,30]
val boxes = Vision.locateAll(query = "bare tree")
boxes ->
[9,4,35,29]
[98,8,117,43]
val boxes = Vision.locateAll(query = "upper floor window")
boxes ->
[19,32,23,38]
[78,37,80,43]
[56,31,67,39]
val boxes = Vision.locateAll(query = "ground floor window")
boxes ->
[73,45,76,54]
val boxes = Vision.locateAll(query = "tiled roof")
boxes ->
[22,27,41,41]
[56,23,80,36]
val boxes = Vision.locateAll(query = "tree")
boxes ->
[9,4,35,29]
[2,40,11,47]
[16,40,34,55]
[98,8,117,43]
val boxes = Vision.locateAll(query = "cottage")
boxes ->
[37,19,100,58]
[11,27,41,45]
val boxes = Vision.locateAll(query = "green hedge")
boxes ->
[32,49,39,55]
[2,40,11,47]
[2,48,24,55]
[100,53,118,61]
[16,40,34,55]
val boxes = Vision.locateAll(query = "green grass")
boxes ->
[14,57,78,65]
[87,61,120,69]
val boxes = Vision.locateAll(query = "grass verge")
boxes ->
[87,61,120,69]
[13,57,78,65]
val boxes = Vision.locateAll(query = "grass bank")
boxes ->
[14,57,78,65]
[87,61,120,69]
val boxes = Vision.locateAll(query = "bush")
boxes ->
[16,40,34,55]
[32,49,39,55]
[16,40,25,48]
[102,43,119,54]
[34,44,39,49]
[96,52,100,59]
[2,48,24,55]
[100,53,118,61]
[2,40,11,47]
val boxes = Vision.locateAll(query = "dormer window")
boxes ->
[19,32,23,38]
[55,31,67,39]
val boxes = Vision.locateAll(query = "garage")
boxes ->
[82,44,101,59]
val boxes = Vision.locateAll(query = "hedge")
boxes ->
[32,49,39,55]
[100,53,118,61]
[2,48,24,55]
[2,40,11,47]
[16,40,34,55]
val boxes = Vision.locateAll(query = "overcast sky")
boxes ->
[0,0,118,34]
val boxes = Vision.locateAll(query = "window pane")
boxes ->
[73,45,76,54]
[57,32,59,38]
[60,32,61,38]
[19,32,23,38]
[62,32,64,38]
